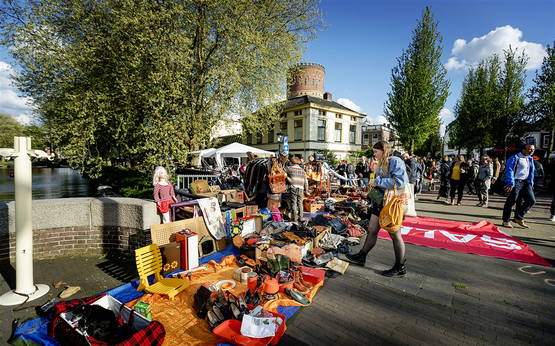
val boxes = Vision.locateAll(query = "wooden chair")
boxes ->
[135,244,189,300]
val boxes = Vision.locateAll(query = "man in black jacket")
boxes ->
[355,156,372,187]
[402,153,418,194]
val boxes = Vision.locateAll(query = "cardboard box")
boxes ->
[245,205,259,217]
[303,199,324,213]
[220,189,245,204]
[133,301,152,320]
[150,216,227,256]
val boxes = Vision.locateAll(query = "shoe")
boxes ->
[285,288,310,305]
[52,281,68,289]
[206,310,224,330]
[450,200,455,205]
[229,302,243,320]
[59,286,81,299]
[513,219,529,229]
[381,262,406,277]
[550,215,555,222]
[456,202,461,206]
[345,252,366,266]
[476,203,483,207]
[502,221,513,228]
[482,204,488,208]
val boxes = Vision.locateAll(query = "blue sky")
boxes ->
[1,0,554,133]
[304,0,555,133]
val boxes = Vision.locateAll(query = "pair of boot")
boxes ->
[267,254,290,276]
[345,251,406,277]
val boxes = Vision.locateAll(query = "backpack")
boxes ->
[379,186,404,233]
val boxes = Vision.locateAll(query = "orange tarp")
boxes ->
[126,255,323,346]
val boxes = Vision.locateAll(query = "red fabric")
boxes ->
[48,294,166,346]
[156,200,172,214]
[378,216,552,267]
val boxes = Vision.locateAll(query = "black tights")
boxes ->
[360,214,406,265]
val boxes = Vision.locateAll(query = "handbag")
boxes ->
[379,184,404,233]
[367,187,384,206]
[383,183,417,217]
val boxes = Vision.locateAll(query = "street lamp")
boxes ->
[277,132,284,155]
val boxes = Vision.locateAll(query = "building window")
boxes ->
[335,123,342,142]
[247,134,252,145]
[256,133,262,144]
[294,119,303,141]
[526,137,536,145]
[363,133,370,145]
[318,109,326,116]
[268,127,274,143]
[280,112,287,118]
[294,110,302,116]
[317,119,326,141]
[542,135,551,148]
[349,125,356,144]
[335,114,342,119]
[280,122,287,137]
[373,133,378,139]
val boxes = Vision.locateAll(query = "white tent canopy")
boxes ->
[203,142,274,168]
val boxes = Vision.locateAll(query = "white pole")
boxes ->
[14,137,34,294]
[0,136,49,306]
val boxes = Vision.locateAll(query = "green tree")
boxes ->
[449,49,528,158]
[494,48,528,157]
[1,0,321,178]
[527,42,555,156]
[0,113,24,148]
[320,149,338,166]
[450,56,501,154]
[384,7,450,154]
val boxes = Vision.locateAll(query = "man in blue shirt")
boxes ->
[502,144,536,228]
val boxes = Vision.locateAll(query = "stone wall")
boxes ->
[0,198,160,260]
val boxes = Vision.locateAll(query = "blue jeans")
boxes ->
[502,179,536,222]
[359,177,369,188]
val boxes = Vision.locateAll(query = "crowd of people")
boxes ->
[329,144,554,225]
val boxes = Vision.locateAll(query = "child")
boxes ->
[153,166,177,223]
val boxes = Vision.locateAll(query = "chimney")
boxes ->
[323,92,332,101]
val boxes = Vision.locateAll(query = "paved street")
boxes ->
[1,189,554,345]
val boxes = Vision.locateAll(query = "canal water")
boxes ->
[0,167,93,202]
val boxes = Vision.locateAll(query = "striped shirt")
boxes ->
[286,164,308,189]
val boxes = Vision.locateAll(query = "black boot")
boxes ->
[345,252,367,266]
[382,261,406,277]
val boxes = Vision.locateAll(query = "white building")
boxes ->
[245,63,366,159]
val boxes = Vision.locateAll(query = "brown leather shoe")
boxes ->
[513,219,529,228]
[502,221,513,228]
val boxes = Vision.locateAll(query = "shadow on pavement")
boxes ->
[96,255,138,283]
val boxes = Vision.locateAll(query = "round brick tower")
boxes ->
[287,63,325,99]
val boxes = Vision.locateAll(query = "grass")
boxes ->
[452,282,468,289]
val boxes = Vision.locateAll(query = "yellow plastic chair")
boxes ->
[135,244,189,300]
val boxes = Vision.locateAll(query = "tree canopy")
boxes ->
[526,42,555,154]
[0,113,24,148]
[0,0,321,177]
[448,49,528,157]
[384,7,450,154]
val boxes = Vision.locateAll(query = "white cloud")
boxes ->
[440,108,454,136]
[0,61,34,124]
[445,25,547,70]
[336,97,362,113]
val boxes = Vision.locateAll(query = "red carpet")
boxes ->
[378,216,552,267]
